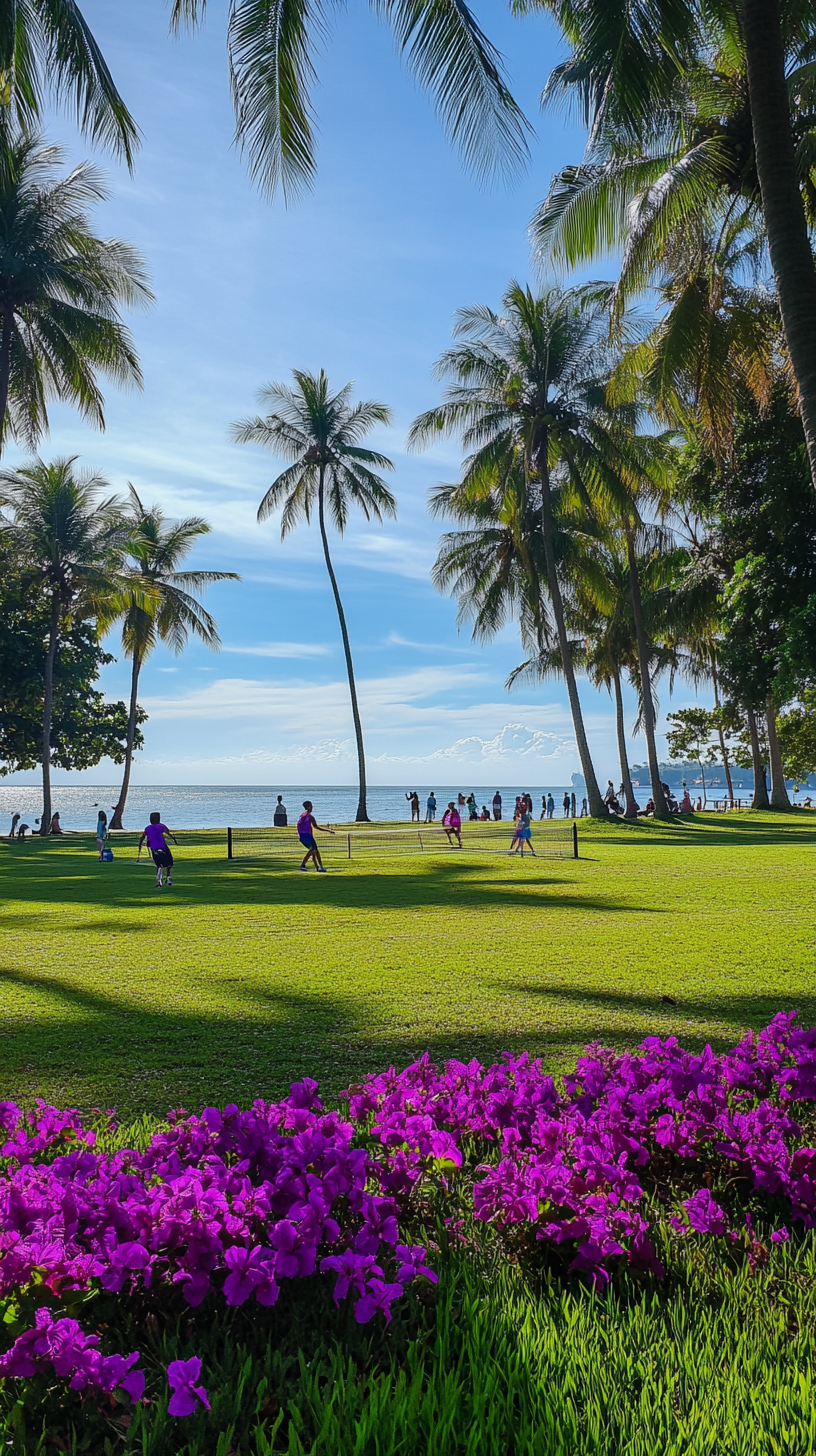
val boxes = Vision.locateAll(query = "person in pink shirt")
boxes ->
[442,802,462,848]
[138,812,178,888]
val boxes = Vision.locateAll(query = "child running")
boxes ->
[297,801,334,872]
[510,806,536,856]
[138,813,178,888]
[442,802,462,847]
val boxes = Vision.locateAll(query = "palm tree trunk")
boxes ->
[711,662,735,806]
[743,0,816,491]
[536,446,606,818]
[40,590,60,836]
[765,695,791,809]
[612,668,638,817]
[317,472,369,823]
[747,707,769,809]
[624,526,670,820]
[0,308,12,454]
[110,648,141,830]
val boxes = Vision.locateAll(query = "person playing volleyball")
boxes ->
[297,801,333,872]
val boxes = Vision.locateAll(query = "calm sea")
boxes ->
[0,783,589,832]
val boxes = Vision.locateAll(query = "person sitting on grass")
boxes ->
[50,812,63,834]
[297,801,333,872]
[138,813,178,889]
[273,795,288,827]
[442,802,462,847]
[480,805,490,821]
[680,783,693,812]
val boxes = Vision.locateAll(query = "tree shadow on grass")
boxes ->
[498,979,816,1053]
[0,846,660,917]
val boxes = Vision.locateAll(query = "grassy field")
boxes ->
[0,811,813,1116]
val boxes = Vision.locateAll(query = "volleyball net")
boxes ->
[227,821,578,862]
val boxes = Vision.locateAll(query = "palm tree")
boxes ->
[530,0,816,492]
[0,1,137,163]
[409,282,648,818]
[0,133,151,453]
[170,0,529,199]
[232,369,396,823]
[108,488,240,830]
[0,457,150,834]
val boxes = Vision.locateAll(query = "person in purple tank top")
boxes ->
[138,812,178,888]
[297,801,334,872]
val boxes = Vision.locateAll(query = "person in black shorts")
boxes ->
[139,813,178,888]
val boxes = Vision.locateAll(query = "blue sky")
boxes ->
[7,0,702,787]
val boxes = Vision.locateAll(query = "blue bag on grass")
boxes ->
[102,848,114,862]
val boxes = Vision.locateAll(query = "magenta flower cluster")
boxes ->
[0,1012,815,1414]
[352,1010,816,1286]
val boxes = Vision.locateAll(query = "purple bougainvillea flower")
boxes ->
[683,1189,729,1235]
[167,1357,210,1417]
[353,1278,404,1324]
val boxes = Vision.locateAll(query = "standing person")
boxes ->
[540,794,547,820]
[510,805,536,856]
[95,810,108,860]
[466,791,478,821]
[406,791,420,822]
[492,790,502,821]
[9,813,20,839]
[547,794,555,819]
[138,813,178,888]
[581,798,588,818]
[457,792,466,816]
[523,791,533,814]
[425,792,437,823]
[273,796,288,827]
[442,802,462,847]
[562,792,571,817]
[296,801,333,872]
[680,783,693,812]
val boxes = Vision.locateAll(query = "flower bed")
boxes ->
[1,1012,815,1420]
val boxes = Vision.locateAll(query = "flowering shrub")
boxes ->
[1,1011,815,1420]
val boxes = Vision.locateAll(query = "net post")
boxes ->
[227,827,233,861]
[347,833,351,860]
[418,831,424,850]
[572,822,578,859]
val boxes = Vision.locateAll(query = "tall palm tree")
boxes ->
[0,133,151,453]
[0,0,137,163]
[0,457,150,834]
[410,282,646,818]
[232,369,396,823]
[170,0,529,199]
[109,487,239,830]
[529,0,816,492]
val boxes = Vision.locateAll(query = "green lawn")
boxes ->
[0,812,813,1115]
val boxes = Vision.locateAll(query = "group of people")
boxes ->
[8,811,62,838]
[601,779,700,816]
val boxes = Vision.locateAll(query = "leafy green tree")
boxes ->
[109,488,239,829]
[0,133,151,453]
[665,706,718,807]
[0,0,136,162]
[232,369,395,823]
[0,531,144,779]
[777,689,816,791]
[0,458,151,833]
[528,0,816,491]
[170,0,529,198]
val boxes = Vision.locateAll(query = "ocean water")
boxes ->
[0,783,589,832]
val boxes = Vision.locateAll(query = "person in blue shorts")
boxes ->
[297,801,334,872]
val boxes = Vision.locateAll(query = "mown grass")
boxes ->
[0,812,814,1116]
[2,812,816,1452]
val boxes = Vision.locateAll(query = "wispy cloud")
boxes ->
[222,642,331,659]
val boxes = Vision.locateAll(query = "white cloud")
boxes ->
[223,641,332,659]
